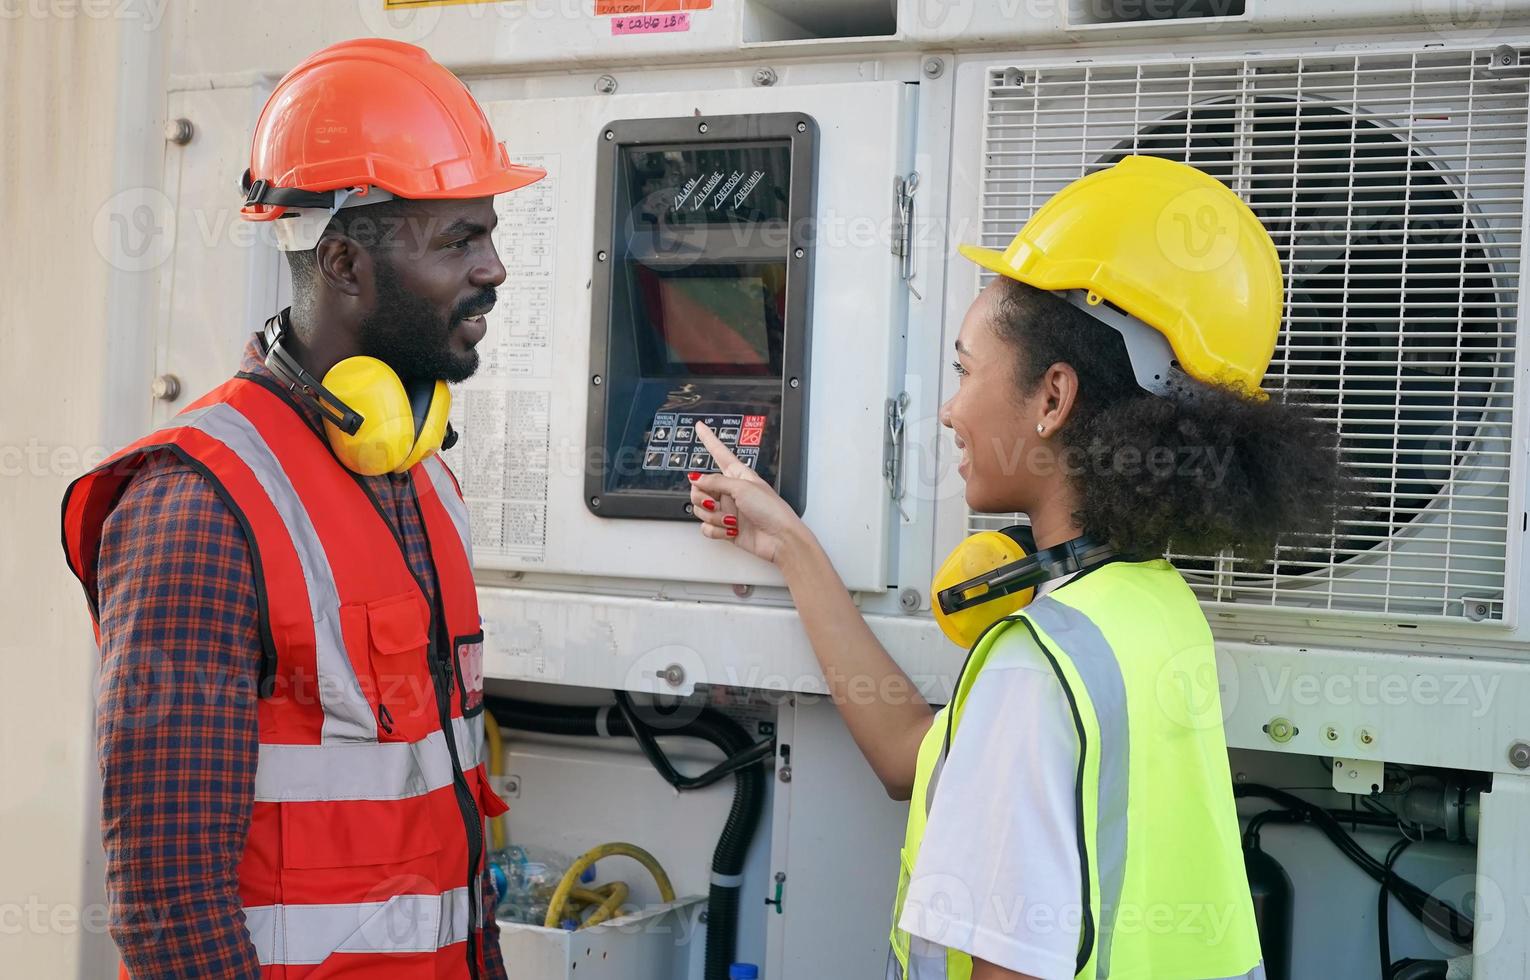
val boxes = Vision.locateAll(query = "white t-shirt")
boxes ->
[898,581,1083,980]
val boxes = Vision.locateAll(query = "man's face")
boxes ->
[354,196,505,384]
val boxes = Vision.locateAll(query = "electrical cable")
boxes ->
[612,691,775,790]
[1378,837,1414,980]
[1235,785,1473,949]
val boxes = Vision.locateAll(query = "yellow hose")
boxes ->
[543,842,676,929]
[570,882,630,929]
[482,711,507,852]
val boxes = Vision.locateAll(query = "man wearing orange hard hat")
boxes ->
[62,39,543,978]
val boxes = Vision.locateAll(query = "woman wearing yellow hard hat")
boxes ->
[687,155,1345,979]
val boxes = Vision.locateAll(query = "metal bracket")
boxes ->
[892,172,922,299]
[884,392,910,520]
[1332,758,1385,795]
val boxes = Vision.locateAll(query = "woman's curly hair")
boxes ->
[991,277,1350,563]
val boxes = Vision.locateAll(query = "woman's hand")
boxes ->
[687,422,805,566]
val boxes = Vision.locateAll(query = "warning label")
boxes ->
[595,0,710,12]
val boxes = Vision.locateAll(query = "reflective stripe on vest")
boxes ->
[62,377,497,977]
[254,715,482,802]
[1022,597,1128,977]
[888,561,1265,979]
[244,886,473,965]
[423,455,474,566]
[180,401,377,743]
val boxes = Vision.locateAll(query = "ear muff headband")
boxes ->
[931,529,1116,649]
[261,310,452,475]
[936,532,1116,616]
[262,311,365,436]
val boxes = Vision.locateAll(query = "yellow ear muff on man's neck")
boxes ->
[319,356,451,476]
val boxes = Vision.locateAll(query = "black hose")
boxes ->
[1379,838,1414,980]
[487,696,769,980]
[1235,785,1473,948]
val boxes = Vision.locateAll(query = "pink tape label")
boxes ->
[612,12,690,33]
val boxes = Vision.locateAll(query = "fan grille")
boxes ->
[971,48,1528,621]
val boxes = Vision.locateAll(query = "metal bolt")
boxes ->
[604,129,615,141]
[795,121,807,133]
[899,589,921,613]
[774,871,786,884]
[793,247,805,259]
[1509,741,1530,769]
[659,663,686,687]
[733,584,754,599]
[1263,717,1295,744]
[1359,728,1376,746]
[595,75,618,94]
[164,118,194,145]
[698,122,709,134]
[788,377,800,389]
[590,496,602,509]
[923,57,945,79]
[1324,726,1339,743]
[753,67,778,87]
[778,765,792,783]
[504,776,521,797]
[150,374,181,401]
[597,250,608,262]
[683,503,694,515]
[592,374,603,386]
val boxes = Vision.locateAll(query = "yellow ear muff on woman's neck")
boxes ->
[931,530,1037,649]
[319,356,451,476]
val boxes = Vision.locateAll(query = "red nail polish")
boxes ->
[727,528,738,538]
[687,472,700,482]
[723,515,737,528]
[702,499,716,512]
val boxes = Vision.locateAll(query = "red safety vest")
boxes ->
[62,375,506,979]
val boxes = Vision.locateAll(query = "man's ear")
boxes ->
[313,236,367,298]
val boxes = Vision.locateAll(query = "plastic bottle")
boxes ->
[492,845,573,926]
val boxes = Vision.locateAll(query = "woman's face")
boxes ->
[941,280,1041,514]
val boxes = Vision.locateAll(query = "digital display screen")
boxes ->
[626,264,785,375]
[590,115,811,515]
[656,277,771,367]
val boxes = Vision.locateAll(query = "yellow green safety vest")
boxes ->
[888,559,1264,980]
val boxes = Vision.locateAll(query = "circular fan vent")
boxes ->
[1099,98,1510,574]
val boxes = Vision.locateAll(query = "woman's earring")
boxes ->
[1036,423,1046,435]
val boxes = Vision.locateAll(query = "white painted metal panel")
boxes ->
[448,81,916,592]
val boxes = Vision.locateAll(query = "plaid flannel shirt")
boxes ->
[93,338,506,979]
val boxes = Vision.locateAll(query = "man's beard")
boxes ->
[357,259,495,384]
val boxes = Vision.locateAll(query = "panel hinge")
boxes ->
[892,172,921,299]
[884,392,910,518]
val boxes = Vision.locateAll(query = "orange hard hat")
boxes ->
[240,38,544,232]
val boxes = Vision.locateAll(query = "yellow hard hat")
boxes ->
[959,155,1282,395]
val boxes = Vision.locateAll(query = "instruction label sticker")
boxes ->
[612,12,690,32]
[595,0,710,13]
[384,0,499,8]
